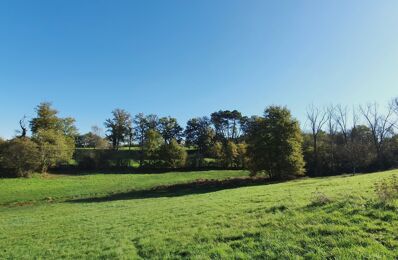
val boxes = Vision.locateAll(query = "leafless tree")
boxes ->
[306,104,327,175]
[16,116,28,138]
[326,105,337,173]
[359,102,396,168]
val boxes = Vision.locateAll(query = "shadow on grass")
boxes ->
[67,177,277,203]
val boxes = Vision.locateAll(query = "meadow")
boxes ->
[0,170,397,259]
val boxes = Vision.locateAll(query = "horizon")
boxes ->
[1,0,398,138]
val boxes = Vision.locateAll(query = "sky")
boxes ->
[1,0,398,138]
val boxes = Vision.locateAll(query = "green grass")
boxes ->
[0,170,248,205]
[0,170,397,259]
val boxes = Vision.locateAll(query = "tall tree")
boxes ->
[159,117,183,144]
[30,102,62,134]
[104,109,132,150]
[211,110,244,141]
[306,105,327,176]
[247,106,305,179]
[360,103,396,169]
[185,117,214,152]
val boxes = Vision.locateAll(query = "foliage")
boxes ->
[247,106,305,179]
[159,139,187,168]
[33,129,75,173]
[210,110,246,141]
[142,129,163,166]
[184,117,214,156]
[104,109,132,150]
[159,117,183,143]
[30,102,61,134]
[0,138,40,177]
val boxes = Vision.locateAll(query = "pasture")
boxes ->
[0,170,397,259]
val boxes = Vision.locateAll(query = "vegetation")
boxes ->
[247,106,305,179]
[0,169,397,258]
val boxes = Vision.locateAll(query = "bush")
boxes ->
[0,138,40,177]
[159,139,187,168]
[309,189,332,206]
[374,175,398,205]
[33,129,75,173]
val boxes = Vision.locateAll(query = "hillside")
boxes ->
[0,170,397,259]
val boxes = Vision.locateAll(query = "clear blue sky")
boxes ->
[1,0,397,138]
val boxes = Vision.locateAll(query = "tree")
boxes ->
[159,139,187,168]
[0,138,40,177]
[185,117,214,154]
[142,129,163,166]
[185,117,215,166]
[236,142,248,168]
[17,116,28,138]
[134,113,149,167]
[223,140,238,168]
[30,102,62,134]
[211,110,244,141]
[247,106,305,179]
[104,109,132,150]
[33,129,74,173]
[360,103,396,169]
[159,117,183,143]
[306,104,327,176]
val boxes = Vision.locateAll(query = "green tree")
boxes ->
[0,138,40,177]
[223,140,238,168]
[33,129,74,173]
[142,129,163,166]
[159,139,187,168]
[159,117,183,143]
[104,109,132,150]
[247,106,305,179]
[30,102,61,134]
[236,142,248,168]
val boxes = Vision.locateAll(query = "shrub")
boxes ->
[33,129,75,173]
[159,139,187,168]
[309,189,332,206]
[0,138,40,177]
[373,175,398,205]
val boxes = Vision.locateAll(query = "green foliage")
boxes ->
[104,109,132,150]
[30,102,61,134]
[159,117,183,143]
[0,138,40,177]
[33,129,75,173]
[159,139,187,168]
[247,106,305,179]
[142,129,163,166]
[184,117,215,157]
[223,140,238,167]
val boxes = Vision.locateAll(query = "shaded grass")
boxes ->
[0,170,248,205]
[0,170,397,258]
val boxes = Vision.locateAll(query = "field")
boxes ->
[0,170,397,259]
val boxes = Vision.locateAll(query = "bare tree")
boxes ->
[360,102,396,169]
[326,105,337,174]
[306,104,327,175]
[16,116,28,138]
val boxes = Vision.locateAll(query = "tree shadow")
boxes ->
[67,177,278,203]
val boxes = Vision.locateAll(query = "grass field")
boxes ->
[0,170,397,259]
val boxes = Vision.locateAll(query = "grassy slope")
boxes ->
[0,170,248,205]
[0,170,397,259]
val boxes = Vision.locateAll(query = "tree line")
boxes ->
[1,98,398,179]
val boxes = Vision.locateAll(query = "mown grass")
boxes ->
[0,170,397,259]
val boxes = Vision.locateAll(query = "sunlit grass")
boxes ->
[0,170,397,258]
